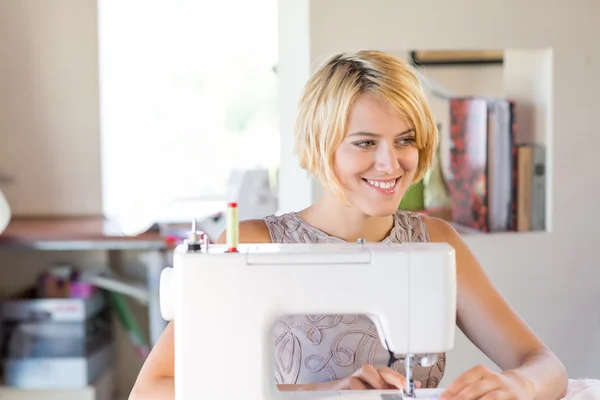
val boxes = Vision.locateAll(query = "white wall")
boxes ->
[0,0,102,215]
[279,0,600,384]
[277,0,316,213]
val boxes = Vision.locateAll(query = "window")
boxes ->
[98,0,279,223]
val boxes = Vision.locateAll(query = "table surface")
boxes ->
[0,215,168,251]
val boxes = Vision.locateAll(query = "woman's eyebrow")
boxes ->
[348,128,415,138]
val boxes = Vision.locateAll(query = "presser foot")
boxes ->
[403,380,417,398]
[379,389,416,400]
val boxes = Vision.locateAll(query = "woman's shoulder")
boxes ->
[416,212,461,244]
[216,218,272,244]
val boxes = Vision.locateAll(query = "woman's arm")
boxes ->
[129,321,175,399]
[424,216,568,400]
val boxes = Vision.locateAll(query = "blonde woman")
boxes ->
[130,50,568,400]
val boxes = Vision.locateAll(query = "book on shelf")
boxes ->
[516,144,546,231]
[445,97,545,233]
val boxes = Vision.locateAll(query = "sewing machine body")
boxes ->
[160,241,456,399]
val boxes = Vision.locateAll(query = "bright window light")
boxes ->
[98,0,279,223]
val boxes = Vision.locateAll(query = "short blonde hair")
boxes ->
[293,50,438,202]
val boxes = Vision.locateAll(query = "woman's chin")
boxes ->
[355,201,402,218]
[338,187,408,217]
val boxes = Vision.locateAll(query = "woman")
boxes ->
[130,50,568,399]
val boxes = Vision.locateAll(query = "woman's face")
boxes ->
[333,92,419,217]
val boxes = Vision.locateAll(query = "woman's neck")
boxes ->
[297,193,395,243]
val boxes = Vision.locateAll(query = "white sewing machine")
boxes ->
[159,224,457,399]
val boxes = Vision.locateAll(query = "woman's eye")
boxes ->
[353,140,375,148]
[397,137,415,146]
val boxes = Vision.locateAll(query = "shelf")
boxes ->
[0,216,168,251]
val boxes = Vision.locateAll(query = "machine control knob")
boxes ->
[159,267,174,321]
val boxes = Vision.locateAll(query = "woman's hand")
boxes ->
[278,364,421,392]
[439,365,535,400]
[341,365,420,390]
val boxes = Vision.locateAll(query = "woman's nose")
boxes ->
[374,145,400,174]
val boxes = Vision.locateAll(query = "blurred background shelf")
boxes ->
[0,216,167,251]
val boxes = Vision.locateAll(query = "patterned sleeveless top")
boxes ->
[262,210,446,388]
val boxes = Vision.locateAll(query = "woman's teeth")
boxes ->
[366,179,396,189]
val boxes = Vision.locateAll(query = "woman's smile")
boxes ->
[360,176,402,195]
